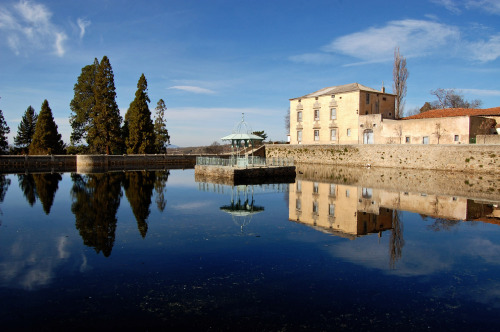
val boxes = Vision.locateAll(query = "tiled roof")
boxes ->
[291,83,392,100]
[402,107,500,120]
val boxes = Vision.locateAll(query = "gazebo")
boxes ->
[220,113,264,167]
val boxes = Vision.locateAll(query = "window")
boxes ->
[314,130,320,141]
[313,182,319,194]
[362,188,373,199]
[366,93,370,104]
[345,189,350,197]
[297,111,302,122]
[329,184,336,196]
[312,202,319,214]
[347,128,351,137]
[329,204,335,216]
[454,135,459,142]
[314,109,320,121]
[330,108,337,120]
[423,136,429,144]
[331,94,335,99]
[297,130,302,142]
[296,199,301,210]
[405,136,410,143]
[330,128,337,141]
[296,180,302,193]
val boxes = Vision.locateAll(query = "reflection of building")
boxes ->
[289,180,394,239]
[289,178,500,238]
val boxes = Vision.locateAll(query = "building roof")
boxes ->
[291,83,392,100]
[402,107,500,120]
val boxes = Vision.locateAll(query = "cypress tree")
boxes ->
[90,56,122,154]
[69,63,97,145]
[153,99,170,153]
[125,74,155,154]
[29,100,64,155]
[0,108,10,154]
[14,105,38,149]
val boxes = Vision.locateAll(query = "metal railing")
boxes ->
[196,156,293,167]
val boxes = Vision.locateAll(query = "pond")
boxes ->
[0,166,499,331]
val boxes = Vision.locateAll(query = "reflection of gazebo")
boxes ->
[220,185,264,232]
[221,113,264,164]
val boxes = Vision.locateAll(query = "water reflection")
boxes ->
[219,185,265,232]
[123,171,156,238]
[33,173,62,214]
[71,173,124,257]
[18,173,37,206]
[0,174,10,224]
[291,165,500,268]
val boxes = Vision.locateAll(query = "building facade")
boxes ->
[289,83,396,145]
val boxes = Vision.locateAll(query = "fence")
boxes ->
[196,156,293,167]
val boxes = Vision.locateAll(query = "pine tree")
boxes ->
[29,100,64,155]
[14,106,38,149]
[125,74,155,154]
[153,99,170,153]
[89,56,123,154]
[0,108,11,155]
[69,63,97,145]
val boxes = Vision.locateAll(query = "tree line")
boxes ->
[0,55,170,155]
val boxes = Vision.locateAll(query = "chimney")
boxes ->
[381,81,385,93]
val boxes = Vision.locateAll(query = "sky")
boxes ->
[1,0,499,147]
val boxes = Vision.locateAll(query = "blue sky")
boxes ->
[1,0,499,147]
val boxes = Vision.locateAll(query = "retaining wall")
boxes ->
[0,154,196,174]
[194,165,296,185]
[266,144,500,173]
[0,155,76,173]
[476,135,500,145]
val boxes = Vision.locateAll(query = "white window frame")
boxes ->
[329,204,335,216]
[454,135,459,142]
[330,128,337,141]
[314,109,320,121]
[314,130,320,141]
[297,130,302,142]
[330,108,337,120]
[347,128,351,137]
[297,111,302,122]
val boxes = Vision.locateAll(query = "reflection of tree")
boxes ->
[0,175,11,224]
[389,210,405,269]
[124,171,155,238]
[71,173,124,257]
[427,218,461,232]
[154,170,170,212]
[33,173,62,214]
[17,174,37,206]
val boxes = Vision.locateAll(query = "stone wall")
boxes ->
[0,154,196,174]
[195,165,296,185]
[0,155,76,173]
[476,135,500,145]
[266,144,500,173]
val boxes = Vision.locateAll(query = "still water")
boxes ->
[0,166,499,331]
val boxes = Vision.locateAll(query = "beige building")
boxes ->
[358,107,499,145]
[289,83,396,145]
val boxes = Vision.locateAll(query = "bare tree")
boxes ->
[394,125,403,144]
[284,108,290,135]
[433,122,446,144]
[393,47,409,119]
[430,88,482,109]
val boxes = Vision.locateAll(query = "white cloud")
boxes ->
[0,0,67,57]
[460,88,500,96]
[467,33,500,62]
[168,85,216,94]
[430,0,462,14]
[77,17,90,39]
[466,0,500,14]
[323,19,460,62]
[289,53,335,65]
